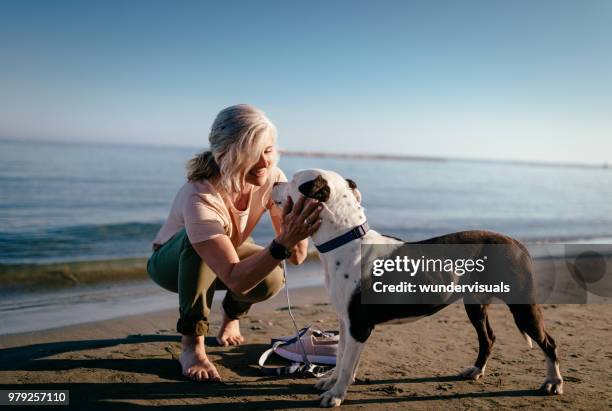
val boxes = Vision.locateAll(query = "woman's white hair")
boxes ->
[187,104,278,193]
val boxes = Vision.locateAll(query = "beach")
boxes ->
[3,1,612,409]
[1,140,611,408]
[1,257,611,410]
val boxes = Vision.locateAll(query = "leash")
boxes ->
[282,259,313,366]
[257,260,334,377]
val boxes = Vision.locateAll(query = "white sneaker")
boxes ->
[273,327,338,365]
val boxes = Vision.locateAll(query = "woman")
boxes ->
[147,104,322,381]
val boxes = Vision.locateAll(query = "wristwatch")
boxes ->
[269,239,292,260]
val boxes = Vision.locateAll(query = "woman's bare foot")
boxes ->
[216,310,245,346]
[180,335,221,382]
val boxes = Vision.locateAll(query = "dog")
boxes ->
[272,168,563,407]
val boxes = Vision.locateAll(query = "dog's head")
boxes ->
[272,169,365,244]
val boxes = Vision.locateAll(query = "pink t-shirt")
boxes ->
[153,166,287,247]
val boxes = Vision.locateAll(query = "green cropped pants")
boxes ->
[147,229,284,336]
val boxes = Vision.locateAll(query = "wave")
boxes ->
[0,222,162,265]
[0,221,277,266]
[2,219,611,266]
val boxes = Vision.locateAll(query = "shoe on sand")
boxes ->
[273,326,338,365]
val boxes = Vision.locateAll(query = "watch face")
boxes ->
[271,240,291,260]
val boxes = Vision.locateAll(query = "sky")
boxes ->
[1,0,611,164]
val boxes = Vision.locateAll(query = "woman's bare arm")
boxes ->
[193,196,321,295]
[193,235,282,295]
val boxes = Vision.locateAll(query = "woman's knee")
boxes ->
[264,264,286,298]
[260,265,285,300]
[267,264,286,296]
[239,264,285,303]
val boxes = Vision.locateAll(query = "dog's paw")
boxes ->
[315,376,337,391]
[459,366,485,380]
[540,377,563,395]
[319,389,344,407]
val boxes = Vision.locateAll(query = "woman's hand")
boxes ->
[276,195,323,249]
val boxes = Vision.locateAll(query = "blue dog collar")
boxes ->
[315,221,370,253]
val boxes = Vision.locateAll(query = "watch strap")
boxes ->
[269,239,292,260]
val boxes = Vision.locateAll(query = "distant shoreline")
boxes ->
[279,149,612,170]
[279,149,446,163]
[2,138,609,170]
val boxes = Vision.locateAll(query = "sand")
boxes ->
[1,282,611,410]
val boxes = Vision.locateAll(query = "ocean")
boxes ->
[2,138,612,266]
[2,138,612,334]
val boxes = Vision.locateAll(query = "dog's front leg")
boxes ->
[315,317,346,391]
[319,333,364,407]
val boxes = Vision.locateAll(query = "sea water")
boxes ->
[2,138,612,334]
[1,138,612,265]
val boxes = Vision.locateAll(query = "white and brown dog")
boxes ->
[272,168,563,407]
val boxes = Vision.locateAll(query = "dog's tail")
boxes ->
[522,332,533,348]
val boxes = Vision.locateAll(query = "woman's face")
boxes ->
[245,136,275,187]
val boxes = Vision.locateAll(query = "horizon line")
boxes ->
[2,136,610,171]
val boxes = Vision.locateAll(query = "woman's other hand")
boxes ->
[276,195,322,249]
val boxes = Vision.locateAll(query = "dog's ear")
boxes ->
[346,178,362,203]
[298,175,330,202]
